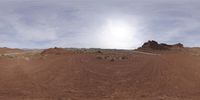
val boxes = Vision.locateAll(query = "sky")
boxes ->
[0,0,200,49]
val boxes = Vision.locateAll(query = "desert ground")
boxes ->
[0,41,200,100]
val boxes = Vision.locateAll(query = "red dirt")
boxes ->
[0,46,200,100]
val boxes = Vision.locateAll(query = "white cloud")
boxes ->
[0,0,200,48]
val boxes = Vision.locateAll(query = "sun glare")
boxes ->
[98,18,139,49]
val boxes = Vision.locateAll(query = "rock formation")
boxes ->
[138,40,184,51]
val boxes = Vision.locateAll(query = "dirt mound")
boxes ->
[41,47,71,55]
[0,47,23,54]
[138,40,184,51]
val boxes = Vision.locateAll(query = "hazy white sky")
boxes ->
[0,0,200,49]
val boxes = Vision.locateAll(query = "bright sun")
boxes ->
[98,18,139,49]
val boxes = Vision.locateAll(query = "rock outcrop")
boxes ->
[138,40,184,50]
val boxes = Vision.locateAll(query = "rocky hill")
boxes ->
[137,40,184,52]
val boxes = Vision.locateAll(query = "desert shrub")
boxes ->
[96,56,103,60]
[121,56,128,60]
[97,50,103,54]
[104,56,110,59]
[110,58,115,62]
